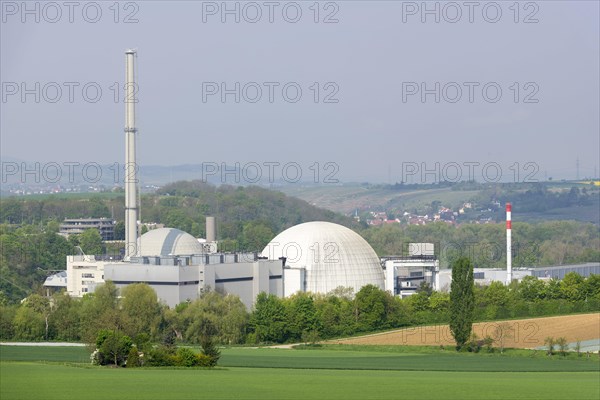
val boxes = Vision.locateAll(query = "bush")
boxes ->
[200,336,221,367]
[146,345,176,367]
[127,346,140,367]
[483,336,495,353]
[245,332,257,345]
[175,347,198,367]
[162,330,177,348]
[556,337,568,356]
[467,333,482,353]
[544,337,555,356]
[301,329,321,346]
[134,333,152,353]
[195,353,214,367]
[94,330,132,366]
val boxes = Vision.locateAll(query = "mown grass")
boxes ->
[2,361,599,400]
[218,346,599,372]
[0,346,90,363]
[2,344,598,372]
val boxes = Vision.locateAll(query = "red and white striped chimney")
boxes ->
[506,202,512,285]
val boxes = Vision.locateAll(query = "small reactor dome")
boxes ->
[137,228,203,257]
[261,221,385,294]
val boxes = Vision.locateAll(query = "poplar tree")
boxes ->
[449,257,475,350]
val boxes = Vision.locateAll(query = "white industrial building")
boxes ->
[59,218,115,241]
[261,221,386,296]
[66,227,283,309]
[382,243,440,297]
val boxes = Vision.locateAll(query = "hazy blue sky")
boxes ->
[2,1,599,183]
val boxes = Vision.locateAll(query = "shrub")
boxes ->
[556,337,569,356]
[95,330,132,366]
[467,333,482,353]
[301,329,321,346]
[544,337,555,356]
[200,336,221,367]
[146,345,176,367]
[483,336,495,353]
[162,330,177,348]
[175,347,198,367]
[195,353,214,367]
[245,332,257,345]
[134,333,152,353]
[127,346,140,367]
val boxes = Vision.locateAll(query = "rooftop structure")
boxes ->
[137,228,204,257]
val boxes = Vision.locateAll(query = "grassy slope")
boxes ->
[278,183,600,223]
[279,185,472,214]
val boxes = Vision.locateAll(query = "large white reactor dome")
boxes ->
[137,228,203,257]
[261,221,385,294]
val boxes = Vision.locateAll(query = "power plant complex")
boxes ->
[46,50,598,309]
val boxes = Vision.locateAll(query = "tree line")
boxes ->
[1,272,598,346]
[361,220,599,268]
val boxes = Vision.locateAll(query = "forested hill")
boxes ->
[149,180,360,246]
[0,180,360,250]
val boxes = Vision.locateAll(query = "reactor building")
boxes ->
[261,221,386,295]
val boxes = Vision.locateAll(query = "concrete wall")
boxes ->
[283,267,304,297]
[209,259,283,309]
[105,263,202,307]
[530,263,600,279]
[101,258,283,309]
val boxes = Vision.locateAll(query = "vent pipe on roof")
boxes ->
[206,216,216,242]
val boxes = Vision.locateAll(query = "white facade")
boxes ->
[262,221,385,295]
[66,255,109,296]
[383,257,440,297]
[382,243,439,297]
[283,267,306,296]
[66,254,283,309]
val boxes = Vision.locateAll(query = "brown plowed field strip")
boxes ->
[332,313,600,349]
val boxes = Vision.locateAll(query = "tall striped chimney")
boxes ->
[124,49,138,260]
[506,202,512,285]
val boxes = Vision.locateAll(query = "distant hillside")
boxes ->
[278,182,600,225]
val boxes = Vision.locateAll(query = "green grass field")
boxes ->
[1,345,599,399]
